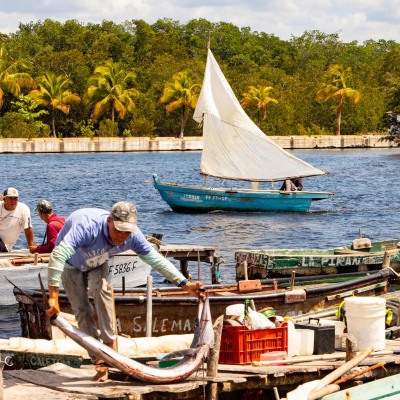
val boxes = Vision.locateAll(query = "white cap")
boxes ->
[3,188,19,197]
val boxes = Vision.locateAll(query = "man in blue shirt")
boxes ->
[46,201,203,381]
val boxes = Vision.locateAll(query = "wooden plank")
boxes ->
[3,374,96,400]
[237,280,262,292]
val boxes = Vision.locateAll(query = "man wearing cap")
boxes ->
[46,201,204,381]
[0,187,34,252]
[29,200,65,254]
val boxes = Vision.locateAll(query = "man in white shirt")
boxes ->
[0,187,34,252]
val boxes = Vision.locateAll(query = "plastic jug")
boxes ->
[284,316,298,357]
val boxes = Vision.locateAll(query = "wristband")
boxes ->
[178,279,188,287]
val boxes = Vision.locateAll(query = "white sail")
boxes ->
[193,49,326,182]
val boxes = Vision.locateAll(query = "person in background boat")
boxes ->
[46,201,204,382]
[28,200,65,254]
[280,177,303,191]
[0,187,34,252]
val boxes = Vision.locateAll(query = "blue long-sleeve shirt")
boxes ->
[48,208,186,287]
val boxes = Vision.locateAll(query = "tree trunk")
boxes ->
[51,109,57,138]
[335,98,344,136]
[179,106,189,139]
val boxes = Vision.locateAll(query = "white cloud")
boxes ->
[0,0,399,43]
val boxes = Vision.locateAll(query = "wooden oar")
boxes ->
[307,347,374,400]
[252,348,392,366]
[11,256,50,265]
[333,361,386,384]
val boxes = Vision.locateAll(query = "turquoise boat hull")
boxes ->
[153,174,333,213]
[321,373,400,399]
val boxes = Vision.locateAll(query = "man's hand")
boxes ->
[182,280,206,299]
[28,245,38,254]
[47,286,60,317]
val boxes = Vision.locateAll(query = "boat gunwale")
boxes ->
[154,178,334,197]
[13,270,389,305]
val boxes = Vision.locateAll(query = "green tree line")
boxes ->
[0,18,399,138]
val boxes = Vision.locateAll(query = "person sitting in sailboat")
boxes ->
[280,177,303,191]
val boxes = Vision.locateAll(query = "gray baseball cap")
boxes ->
[110,201,138,233]
[36,199,53,213]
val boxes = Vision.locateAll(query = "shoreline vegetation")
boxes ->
[0,134,395,154]
[0,19,399,141]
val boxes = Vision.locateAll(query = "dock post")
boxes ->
[290,270,296,291]
[180,260,190,279]
[146,276,153,337]
[206,314,224,400]
[383,250,391,268]
[211,262,217,284]
[197,251,201,281]
[244,260,248,280]
[108,284,119,350]
[0,360,4,400]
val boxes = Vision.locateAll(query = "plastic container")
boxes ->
[260,351,287,365]
[219,323,288,364]
[295,319,335,354]
[345,296,386,351]
[296,329,314,355]
[284,316,298,357]
[319,319,345,348]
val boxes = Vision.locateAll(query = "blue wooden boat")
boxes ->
[153,48,333,213]
[153,174,332,213]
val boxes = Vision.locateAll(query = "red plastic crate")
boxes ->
[219,323,288,364]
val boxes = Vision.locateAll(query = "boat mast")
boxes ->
[202,31,211,190]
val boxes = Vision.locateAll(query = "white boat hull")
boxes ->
[0,250,151,306]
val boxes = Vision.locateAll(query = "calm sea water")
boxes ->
[1,148,400,338]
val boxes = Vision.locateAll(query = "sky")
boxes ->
[0,0,400,44]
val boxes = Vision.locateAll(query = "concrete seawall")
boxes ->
[0,135,395,153]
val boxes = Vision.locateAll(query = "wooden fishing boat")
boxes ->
[14,269,392,339]
[153,48,333,214]
[235,237,400,279]
[1,243,218,306]
[0,249,152,306]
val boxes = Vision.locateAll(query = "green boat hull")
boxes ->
[236,239,400,279]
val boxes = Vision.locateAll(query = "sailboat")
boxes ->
[153,48,334,213]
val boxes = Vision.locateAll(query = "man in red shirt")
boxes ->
[29,200,65,254]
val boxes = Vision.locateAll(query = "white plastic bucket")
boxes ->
[296,329,314,355]
[345,297,386,351]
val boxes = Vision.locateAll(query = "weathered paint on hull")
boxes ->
[236,239,400,279]
[153,175,333,213]
[14,270,389,339]
[321,373,400,399]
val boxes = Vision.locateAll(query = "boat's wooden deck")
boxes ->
[3,339,400,399]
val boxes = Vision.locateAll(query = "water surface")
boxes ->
[1,148,399,337]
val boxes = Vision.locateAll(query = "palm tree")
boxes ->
[0,46,34,109]
[29,73,81,138]
[316,64,361,136]
[240,85,278,126]
[85,61,139,122]
[159,71,200,139]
